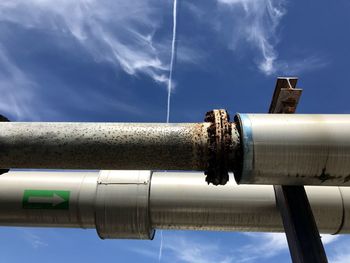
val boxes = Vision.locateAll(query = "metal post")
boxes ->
[270,77,328,263]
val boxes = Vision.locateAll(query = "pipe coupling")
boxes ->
[95,170,155,239]
[204,109,240,185]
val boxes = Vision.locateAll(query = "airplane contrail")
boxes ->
[166,0,178,123]
[158,229,164,261]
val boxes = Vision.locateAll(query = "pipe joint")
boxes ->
[95,170,155,239]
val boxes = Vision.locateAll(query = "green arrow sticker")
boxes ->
[22,190,70,210]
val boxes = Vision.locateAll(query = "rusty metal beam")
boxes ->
[269,77,302,113]
[269,77,328,263]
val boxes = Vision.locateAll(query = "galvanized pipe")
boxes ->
[0,171,98,229]
[0,170,349,239]
[235,114,350,186]
[150,172,344,234]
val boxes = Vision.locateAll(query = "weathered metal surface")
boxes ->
[0,170,348,236]
[2,114,350,187]
[0,122,211,170]
[95,170,154,239]
[235,114,350,186]
[0,171,98,228]
[150,172,344,233]
[269,77,302,114]
[204,109,240,185]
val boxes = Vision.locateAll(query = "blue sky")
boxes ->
[0,0,350,262]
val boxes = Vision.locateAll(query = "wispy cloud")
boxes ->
[331,253,350,263]
[215,0,327,75]
[0,0,169,83]
[238,233,288,261]
[134,232,341,263]
[0,0,203,120]
[163,234,233,263]
[19,229,49,249]
[276,56,329,75]
[0,45,37,120]
[239,233,339,262]
[216,0,285,75]
[133,232,234,263]
[325,236,350,263]
[321,234,340,245]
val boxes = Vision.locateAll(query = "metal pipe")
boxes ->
[0,122,210,170]
[0,170,349,239]
[235,114,350,186]
[150,172,344,234]
[2,114,350,187]
[0,171,98,228]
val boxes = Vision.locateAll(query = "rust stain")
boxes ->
[191,122,209,170]
[204,109,232,186]
[343,174,350,183]
[316,168,337,183]
[281,98,297,113]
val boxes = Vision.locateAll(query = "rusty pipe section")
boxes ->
[0,122,212,170]
[0,110,240,186]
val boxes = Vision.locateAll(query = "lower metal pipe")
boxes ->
[0,170,348,239]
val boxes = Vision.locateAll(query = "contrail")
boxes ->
[166,0,178,123]
[158,229,164,261]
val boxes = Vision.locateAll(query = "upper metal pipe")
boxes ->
[3,113,350,187]
[0,122,211,170]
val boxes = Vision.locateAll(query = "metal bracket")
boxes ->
[269,77,302,113]
[269,77,328,263]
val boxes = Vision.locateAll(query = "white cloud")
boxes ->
[331,253,350,263]
[216,0,327,75]
[19,229,48,249]
[277,56,329,75]
[0,0,169,83]
[321,234,339,245]
[164,235,234,263]
[237,232,339,262]
[326,236,350,263]
[237,233,288,262]
[134,232,342,263]
[133,233,235,263]
[0,0,204,120]
[0,45,38,120]
[217,0,285,75]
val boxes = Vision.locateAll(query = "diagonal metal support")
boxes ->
[269,77,328,263]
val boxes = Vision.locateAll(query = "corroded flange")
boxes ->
[204,109,232,185]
